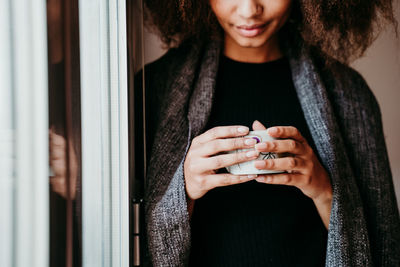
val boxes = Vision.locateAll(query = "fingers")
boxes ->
[254,156,307,172]
[185,172,258,199]
[187,149,259,174]
[184,124,313,200]
[49,130,67,175]
[49,145,65,160]
[50,158,67,176]
[205,173,258,189]
[199,137,257,156]
[200,150,259,172]
[49,176,67,196]
[192,125,249,146]
[255,139,307,155]
[49,131,66,147]
[252,120,267,130]
[266,126,307,143]
[255,173,301,186]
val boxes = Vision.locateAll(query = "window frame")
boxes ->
[79,0,129,266]
[0,0,49,266]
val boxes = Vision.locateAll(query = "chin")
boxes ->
[235,36,270,48]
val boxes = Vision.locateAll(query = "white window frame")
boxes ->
[79,0,129,266]
[0,0,49,267]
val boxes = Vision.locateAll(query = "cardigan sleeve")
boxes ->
[327,67,400,266]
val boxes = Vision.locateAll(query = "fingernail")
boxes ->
[255,142,267,149]
[256,177,265,182]
[246,151,258,157]
[268,127,278,134]
[245,138,256,145]
[247,174,257,179]
[238,127,248,133]
[254,160,266,168]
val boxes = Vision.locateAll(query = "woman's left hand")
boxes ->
[252,120,333,229]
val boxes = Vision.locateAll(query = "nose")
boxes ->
[236,0,263,18]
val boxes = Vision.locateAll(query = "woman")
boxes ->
[136,0,400,266]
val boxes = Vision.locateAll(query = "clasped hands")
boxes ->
[184,120,333,228]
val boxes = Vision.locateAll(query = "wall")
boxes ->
[350,3,400,208]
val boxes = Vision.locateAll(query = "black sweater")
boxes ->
[188,54,328,267]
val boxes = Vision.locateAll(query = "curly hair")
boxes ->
[143,0,397,66]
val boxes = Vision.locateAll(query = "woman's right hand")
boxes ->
[184,125,259,201]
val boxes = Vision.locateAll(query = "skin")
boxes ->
[209,0,292,63]
[184,0,333,229]
[252,120,332,229]
[49,128,78,200]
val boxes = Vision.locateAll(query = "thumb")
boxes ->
[252,120,267,131]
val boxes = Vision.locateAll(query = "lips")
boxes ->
[236,23,268,38]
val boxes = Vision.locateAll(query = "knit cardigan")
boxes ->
[137,38,400,266]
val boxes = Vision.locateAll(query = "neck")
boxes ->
[223,34,283,63]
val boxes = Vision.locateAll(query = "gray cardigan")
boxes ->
[140,38,400,266]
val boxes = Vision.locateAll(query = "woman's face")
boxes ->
[209,0,292,49]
